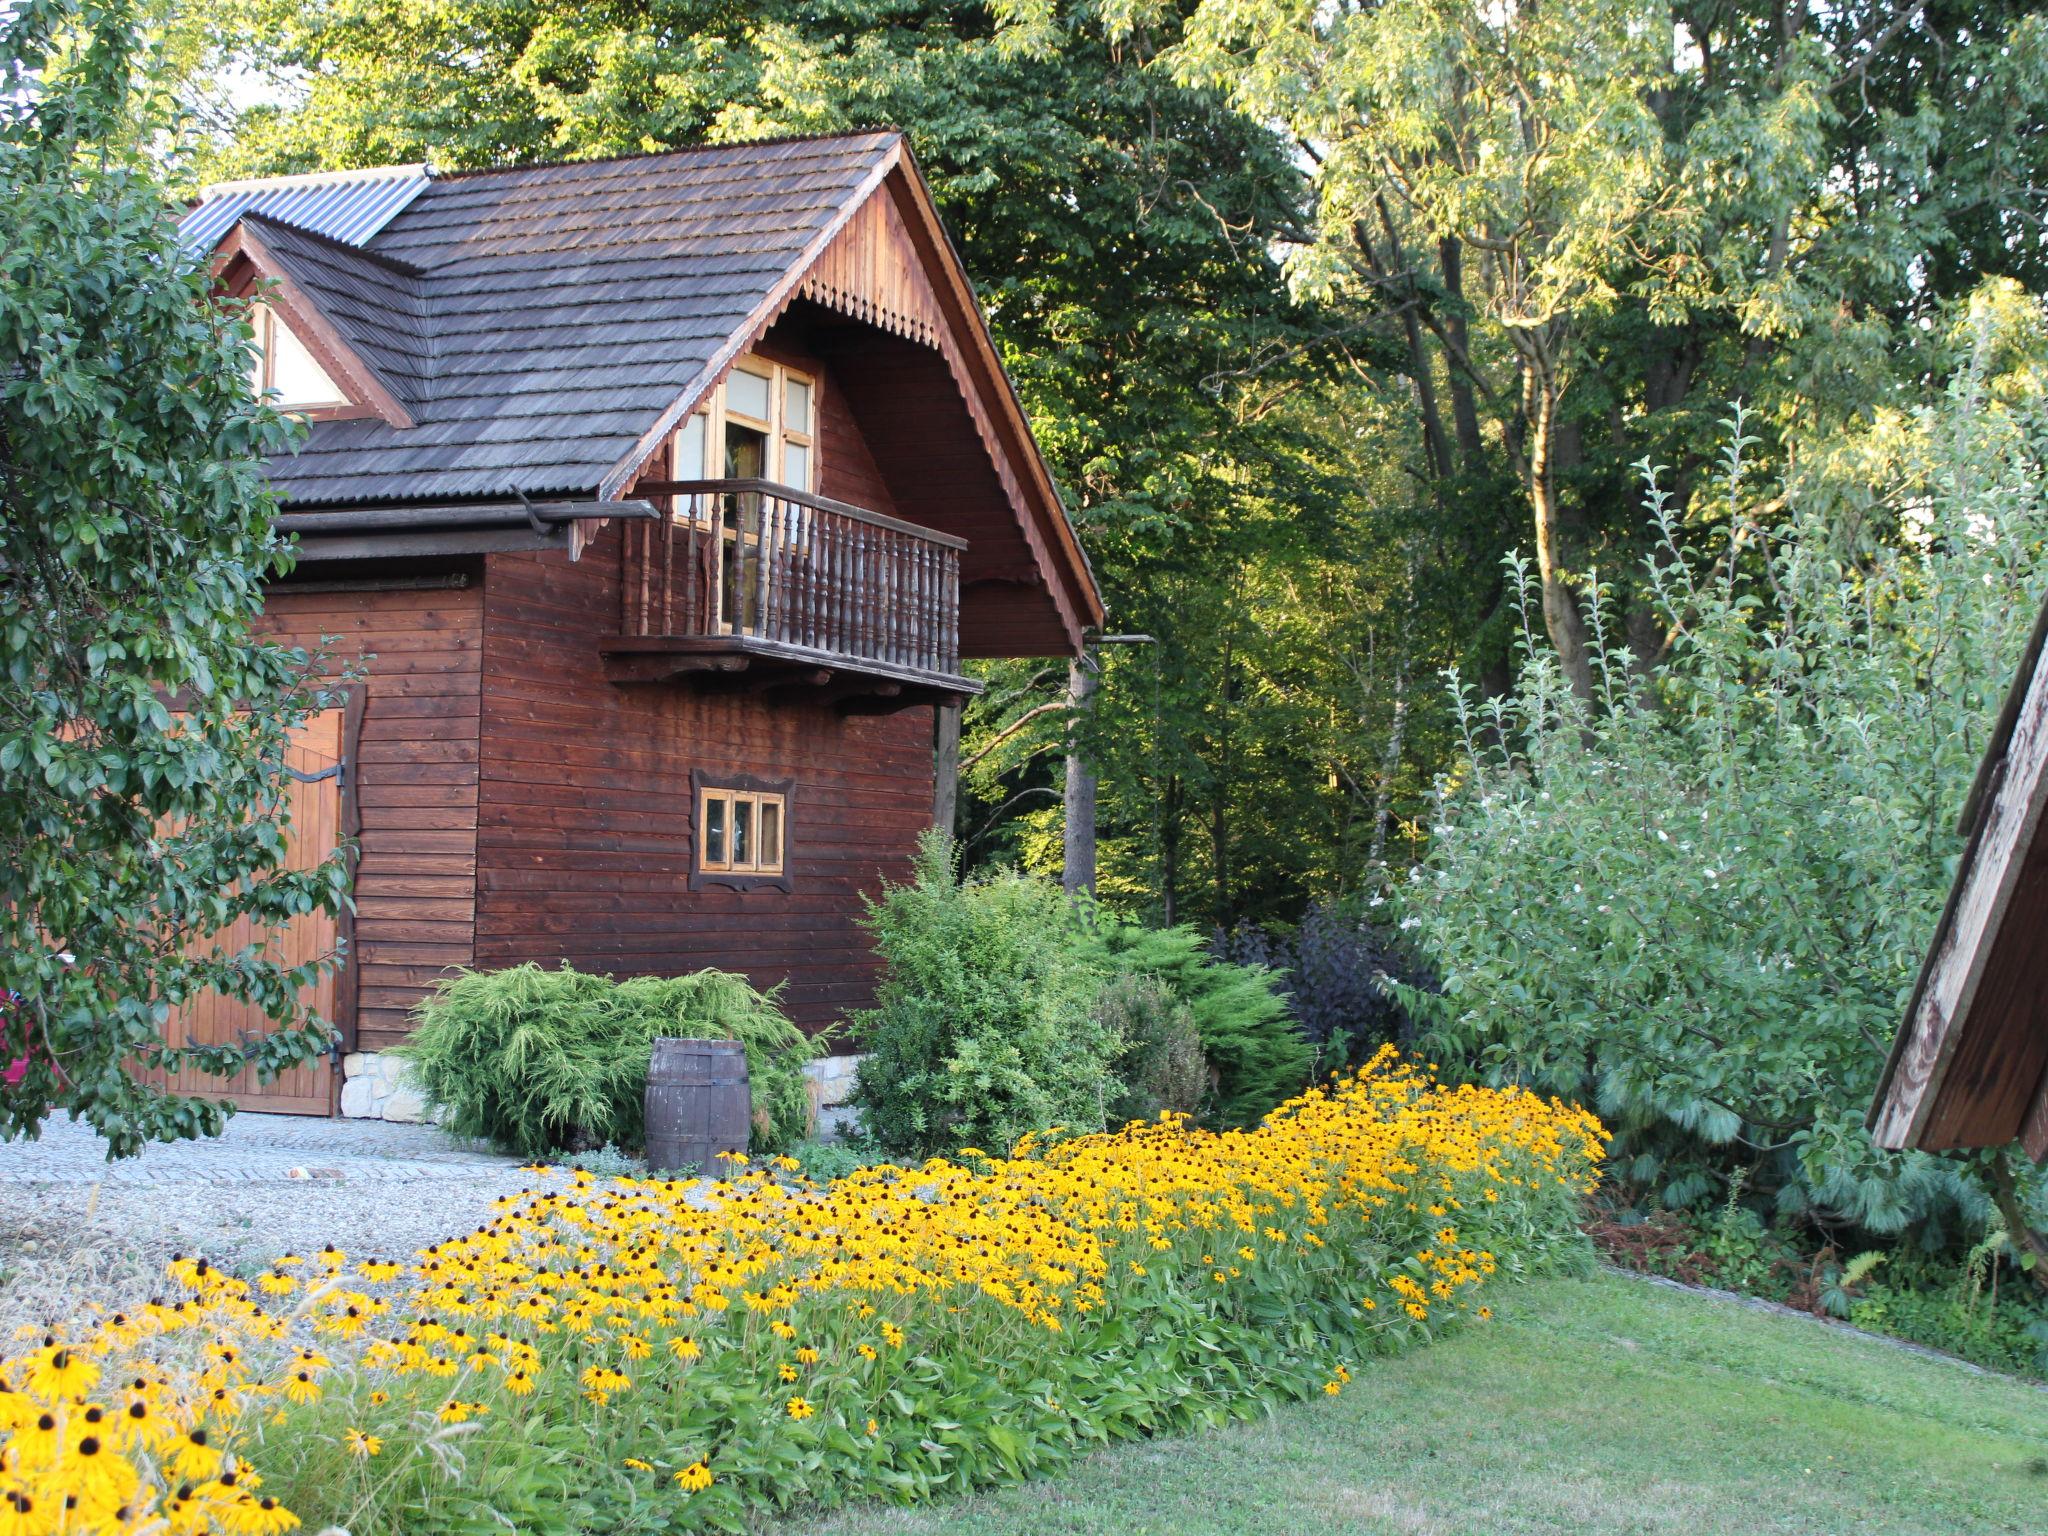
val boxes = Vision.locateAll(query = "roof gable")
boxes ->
[1871,593,2048,1162]
[212,218,416,427]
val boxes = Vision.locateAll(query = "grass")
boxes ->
[784,1271,2047,1536]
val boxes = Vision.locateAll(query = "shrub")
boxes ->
[1081,916,1310,1127]
[400,963,816,1158]
[20,1053,1604,1535]
[1406,383,2048,1248]
[1214,901,1434,1064]
[851,833,1115,1157]
[1094,972,1209,1125]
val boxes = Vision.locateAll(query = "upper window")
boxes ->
[247,302,347,411]
[673,355,814,493]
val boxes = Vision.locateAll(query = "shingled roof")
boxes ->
[188,134,906,505]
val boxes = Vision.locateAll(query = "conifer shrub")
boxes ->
[850,835,1116,1159]
[400,963,817,1158]
[1080,916,1310,1127]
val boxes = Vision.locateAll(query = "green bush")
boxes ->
[850,833,1117,1158]
[1080,916,1310,1127]
[1094,972,1209,1126]
[399,963,817,1158]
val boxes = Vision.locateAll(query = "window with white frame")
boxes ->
[247,302,348,411]
[671,356,817,633]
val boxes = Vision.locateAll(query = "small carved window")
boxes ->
[693,774,793,891]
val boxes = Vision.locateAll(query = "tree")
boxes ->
[0,0,349,1156]
[1071,0,2048,695]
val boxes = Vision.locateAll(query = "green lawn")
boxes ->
[786,1271,2047,1536]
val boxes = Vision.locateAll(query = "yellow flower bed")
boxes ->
[0,1049,1604,1535]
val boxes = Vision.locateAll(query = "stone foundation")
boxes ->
[339,1051,431,1123]
[804,1053,862,1142]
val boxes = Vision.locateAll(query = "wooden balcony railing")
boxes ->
[619,480,966,680]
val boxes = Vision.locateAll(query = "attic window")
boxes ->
[247,302,347,411]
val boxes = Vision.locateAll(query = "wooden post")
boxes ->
[1062,653,1098,896]
[933,700,961,836]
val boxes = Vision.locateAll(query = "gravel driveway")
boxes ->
[0,1112,537,1333]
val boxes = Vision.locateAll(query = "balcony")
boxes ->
[601,479,978,711]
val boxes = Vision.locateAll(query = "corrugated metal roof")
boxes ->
[180,163,433,255]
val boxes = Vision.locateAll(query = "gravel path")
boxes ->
[0,1112,538,1333]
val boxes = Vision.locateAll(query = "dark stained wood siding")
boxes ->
[258,582,483,1050]
[475,518,934,1035]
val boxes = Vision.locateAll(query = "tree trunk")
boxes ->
[1062,654,1098,896]
[1160,773,1181,926]
[1988,1149,2048,1298]
[1437,237,1485,468]
[1523,354,1596,699]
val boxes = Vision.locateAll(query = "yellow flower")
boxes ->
[669,1337,701,1362]
[622,1457,653,1472]
[786,1396,814,1421]
[674,1460,713,1492]
[283,1370,322,1406]
[794,1346,818,1365]
[778,1364,798,1383]
[1323,1380,1342,1397]
[344,1428,381,1459]
[25,1342,98,1400]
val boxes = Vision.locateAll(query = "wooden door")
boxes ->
[155,706,352,1115]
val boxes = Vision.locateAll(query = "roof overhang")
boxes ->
[1870,594,2048,1162]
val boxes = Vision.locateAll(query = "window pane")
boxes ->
[758,799,782,870]
[704,795,727,865]
[675,412,706,480]
[732,797,754,868]
[727,366,771,422]
[265,311,345,406]
[725,422,766,480]
[784,376,812,435]
[781,440,810,492]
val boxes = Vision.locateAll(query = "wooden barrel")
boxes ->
[645,1038,753,1175]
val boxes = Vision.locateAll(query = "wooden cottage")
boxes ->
[175,135,1102,1117]
[1870,597,2048,1162]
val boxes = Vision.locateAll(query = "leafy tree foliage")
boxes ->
[0,0,347,1156]
[1069,0,2048,701]
[1405,327,2048,1256]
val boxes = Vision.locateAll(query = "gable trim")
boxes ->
[212,222,416,430]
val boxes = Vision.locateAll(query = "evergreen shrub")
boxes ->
[400,963,817,1157]
[850,834,1115,1159]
